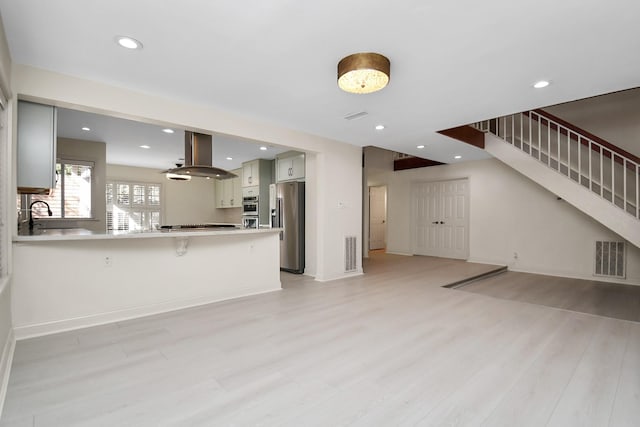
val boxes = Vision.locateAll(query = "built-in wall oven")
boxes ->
[242,196,258,216]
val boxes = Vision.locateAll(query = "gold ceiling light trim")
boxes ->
[337,52,390,94]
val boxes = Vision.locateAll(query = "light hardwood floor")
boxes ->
[1,253,638,426]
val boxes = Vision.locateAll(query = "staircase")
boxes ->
[472,109,640,248]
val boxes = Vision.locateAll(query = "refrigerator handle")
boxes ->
[277,198,284,240]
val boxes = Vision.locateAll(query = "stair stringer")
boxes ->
[485,134,640,249]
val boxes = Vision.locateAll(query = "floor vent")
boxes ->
[345,236,357,272]
[595,241,625,278]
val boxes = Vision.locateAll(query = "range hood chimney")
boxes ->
[162,131,237,180]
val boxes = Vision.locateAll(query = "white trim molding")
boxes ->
[0,328,15,419]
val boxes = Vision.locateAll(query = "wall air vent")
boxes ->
[344,111,368,121]
[345,236,358,272]
[595,241,625,278]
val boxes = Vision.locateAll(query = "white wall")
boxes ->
[0,12,13,417]
[365,149,640,285]
[106,164,234,225]
[11,65,363,281]
[543,88,640,158]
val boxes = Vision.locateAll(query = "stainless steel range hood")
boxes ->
[162,131,237,180]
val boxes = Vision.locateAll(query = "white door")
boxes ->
[369,186,387,250]
[412,178,469,259]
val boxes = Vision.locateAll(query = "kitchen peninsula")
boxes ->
[12,227,281,339]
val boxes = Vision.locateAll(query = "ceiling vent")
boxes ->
[344,111,368,121]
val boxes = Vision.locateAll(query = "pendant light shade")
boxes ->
[337,52,390,94]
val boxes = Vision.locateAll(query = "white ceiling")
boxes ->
[56,107,288,170]
[2,0,640,165]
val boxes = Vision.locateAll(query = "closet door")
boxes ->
[412,178,469,259]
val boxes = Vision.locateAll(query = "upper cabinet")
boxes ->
[215,168,241,208]
[241,159,273,188]
[276,151,305,182]
[242,160,259,187]
[17,101,57,194]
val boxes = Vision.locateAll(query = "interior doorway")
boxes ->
[412,178,469,259]
[369,186,387,251]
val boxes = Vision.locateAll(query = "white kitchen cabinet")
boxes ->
[276,151,305,182]
[230,174,241,207]
[17,101,57,193]
[215,169,241,208]
[241,159,273,188]
[242,160,259,187]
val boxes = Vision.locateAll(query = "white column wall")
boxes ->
[11,65,363,282]
[0,14,14,417]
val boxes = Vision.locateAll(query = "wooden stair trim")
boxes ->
[437,125,485,149]
[394,157,446,171]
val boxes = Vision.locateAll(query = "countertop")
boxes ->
[13,227,280,242]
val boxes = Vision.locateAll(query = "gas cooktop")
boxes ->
[159,224,238,230]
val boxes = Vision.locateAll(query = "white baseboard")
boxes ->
[315,270,364,283]
[14,284,282,340]
[384,251,413,256]
[0,328,15,420]
[466,257,509,267]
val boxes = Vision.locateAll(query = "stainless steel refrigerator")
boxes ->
[271,181,304,273]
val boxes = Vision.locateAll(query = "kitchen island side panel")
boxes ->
[11,231,281,338]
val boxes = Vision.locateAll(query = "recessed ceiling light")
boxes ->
[226,157,233,160]
[417,145,425,149]
[162,128,174,134]
[116,36,143,50]
[533,80,550,89]
[375,124,385,130]
[259,146,268,151]
[139,145,151,149]
[454,155,462,159]
[81,127,90,131]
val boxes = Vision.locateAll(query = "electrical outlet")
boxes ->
[513,252,518,260]
[104,256,113,267]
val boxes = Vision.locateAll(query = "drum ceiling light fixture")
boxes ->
[337,52,390,94]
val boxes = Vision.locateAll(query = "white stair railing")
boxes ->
[474,111,640,220]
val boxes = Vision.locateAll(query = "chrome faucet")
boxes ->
[28,200,53,231]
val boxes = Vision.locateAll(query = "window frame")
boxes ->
[106,180,163,232]
[30,158,96,221]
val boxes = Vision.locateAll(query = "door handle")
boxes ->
[432,221,439,224]
[440,221,445,224]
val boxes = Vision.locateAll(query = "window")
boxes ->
[31,160,94,218]
[107,181,161,231]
